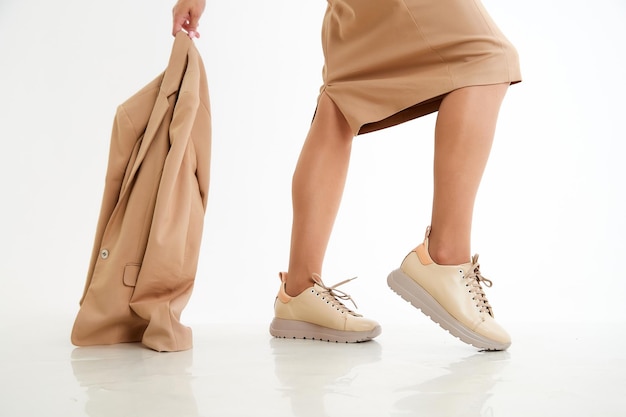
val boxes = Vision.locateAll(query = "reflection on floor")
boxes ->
[1,320,624,416]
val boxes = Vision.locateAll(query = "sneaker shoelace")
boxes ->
[311,273,362,317]
[464,255,495,317]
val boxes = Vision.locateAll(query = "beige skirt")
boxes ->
[320,0,522,135]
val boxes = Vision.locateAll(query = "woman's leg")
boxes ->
[428,83,509,265]
[285,92,354,296]
[271,92,381,342]
[386,82,511,350]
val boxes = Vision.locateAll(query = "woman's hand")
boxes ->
[172,0,206,38]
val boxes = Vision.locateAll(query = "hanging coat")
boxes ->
[71,32,211,352]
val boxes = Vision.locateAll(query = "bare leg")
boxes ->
[428,83,509,265]
[286,92,354,296]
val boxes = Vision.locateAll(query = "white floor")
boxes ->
[1,319,624,417]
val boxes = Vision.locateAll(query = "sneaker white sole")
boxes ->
[387,268,510,351]
[269,318,381,343]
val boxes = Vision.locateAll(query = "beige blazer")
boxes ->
[71,32,211,351]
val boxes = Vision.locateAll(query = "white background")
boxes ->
[0,0,624,334]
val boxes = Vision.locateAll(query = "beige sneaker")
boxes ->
[387,227,511,351]
[270,272,382,343]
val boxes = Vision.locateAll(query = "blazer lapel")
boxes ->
[119,32,192,199]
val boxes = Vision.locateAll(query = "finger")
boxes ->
[179,17,200,39]
[172,15,189,36]
[186,13,200,33]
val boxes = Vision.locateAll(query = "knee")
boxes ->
[314,92,353,140]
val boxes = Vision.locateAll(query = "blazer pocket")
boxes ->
[123,263,141,287]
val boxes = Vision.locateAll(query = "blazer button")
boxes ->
[100,249,109,259]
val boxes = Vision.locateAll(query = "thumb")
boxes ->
[186,11,200,32]
[172,10,191,36]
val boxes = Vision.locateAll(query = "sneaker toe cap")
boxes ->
[346,316,381,332]
[475,318,511,348]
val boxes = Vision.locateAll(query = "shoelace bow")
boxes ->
[311,273,362,317]
[464,255,494,317]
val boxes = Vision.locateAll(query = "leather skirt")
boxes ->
[320,0,521,135]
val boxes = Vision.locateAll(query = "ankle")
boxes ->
[427,242,470,266]
[285,277,316,297]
